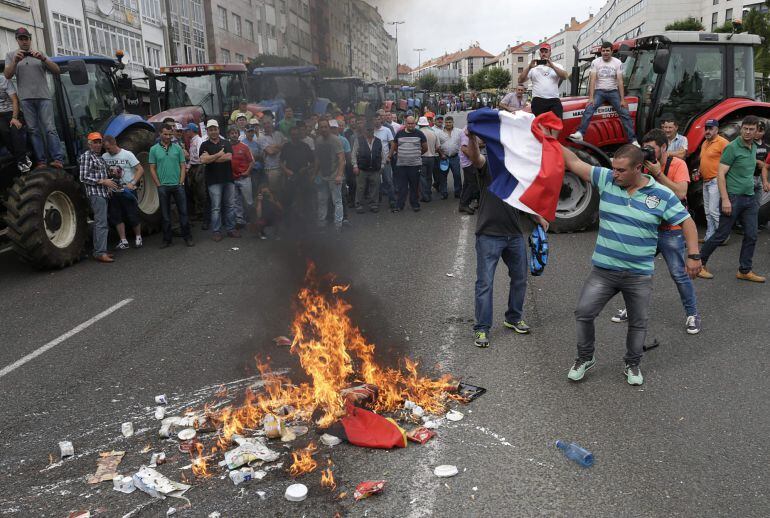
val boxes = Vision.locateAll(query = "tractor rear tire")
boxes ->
[117,127,160,233]
[550,149,601,233]
[3,169,88,269]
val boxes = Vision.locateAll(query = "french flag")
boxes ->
[467,108,565,221]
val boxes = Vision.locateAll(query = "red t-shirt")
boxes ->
[230,141,253,179]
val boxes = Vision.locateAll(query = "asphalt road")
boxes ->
[1,114,769,517]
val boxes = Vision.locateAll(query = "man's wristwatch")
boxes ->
[687,254,701,260]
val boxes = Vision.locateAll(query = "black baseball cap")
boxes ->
[601,41,612,49]
[15,27,31,38]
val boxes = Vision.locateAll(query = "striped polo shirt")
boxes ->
[394,128,427,167]
[591,166,689,275]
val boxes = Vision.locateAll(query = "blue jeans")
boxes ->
[317,177,343,226]
[158,184,191,243]
[657,230,697,317]
[380,162,396,205]
[234,176,255,225]
[702,179,720,240]
[208,182,236,234]
[21,99,64,163]
[473,234,528,333]
[577,89,636,142]
[446,155,462,196]
[395,165,421,210]
[420,156,435,201]
[88,195,108,257]
[701,193,758,273]
[575,266,652,366]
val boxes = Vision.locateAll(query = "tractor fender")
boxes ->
[314,97,332,115]
[686,99,770,153]
[105,114,156,138]
[564,138,612,169]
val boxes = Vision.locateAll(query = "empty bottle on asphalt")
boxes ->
[555,440,594,467]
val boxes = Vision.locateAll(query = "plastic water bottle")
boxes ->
[555,440,594,467]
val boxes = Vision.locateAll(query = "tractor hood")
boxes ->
[148,106,205,126]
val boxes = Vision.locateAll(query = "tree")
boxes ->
[467,69,489,90]
[449,79,466,95]
[487,68,513,90]
[418,73,439,92]
[744,3,770,78]
[713,20,738,33]
[665,17,705,31]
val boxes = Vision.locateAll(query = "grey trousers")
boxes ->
[575,266,653,366]
[355,169,381,209]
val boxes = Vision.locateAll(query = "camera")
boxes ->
[536,59,548,66]
[641,146,657,163]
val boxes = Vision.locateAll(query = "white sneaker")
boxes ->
[570,131,584,141]
[631,140,640,147]
[135,236,143,248]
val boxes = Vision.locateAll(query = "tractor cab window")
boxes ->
[61,62,119,145]
[733,46,755,99]
[218,73,244,114]
[656,45,724,128]
[166,74,218,114]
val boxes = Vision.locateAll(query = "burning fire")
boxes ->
[289,442,318,476]
[191,442,211,478]
[321,459,336,490]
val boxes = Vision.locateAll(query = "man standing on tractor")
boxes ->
[662,117,688,160]
[698,116,765,282]
[4,27,64,169]
[518,43,569,118]
[698,119,729,242]
[570,41,637,146]
[79,133,116,263]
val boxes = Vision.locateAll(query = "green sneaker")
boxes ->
[624,364,644,386]
[503,320,531,334]
[567,357,596,381]
[474,331,490,348]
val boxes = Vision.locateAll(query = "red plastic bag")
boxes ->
[340,403,406,449]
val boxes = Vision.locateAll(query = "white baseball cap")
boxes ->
[417,116,430,127]
[206,119,219,128]
[328,119,339,128]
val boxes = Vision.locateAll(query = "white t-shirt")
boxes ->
[374,126,394,152]
[527,63,565,99]
[591,57,622,91]
[103,148,140,186]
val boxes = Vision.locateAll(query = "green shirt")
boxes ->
[278,118,296,136]
[720,138,757,196]
[149,142,186,185]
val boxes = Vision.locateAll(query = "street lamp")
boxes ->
[388,20,405,74]
[414,47,426,69]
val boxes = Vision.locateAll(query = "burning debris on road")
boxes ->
[57,263,484,513]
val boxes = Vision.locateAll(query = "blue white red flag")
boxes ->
[467,108,565,221]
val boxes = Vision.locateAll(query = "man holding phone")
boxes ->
[518,43,569,118]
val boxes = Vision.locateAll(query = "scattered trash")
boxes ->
[178,439,199,454]
[445,273,455,277]
[166,508,176,516]
[177,428,196,441]
[68,511,90,518]
[263,414,284,439]
[155,407,166,420]
[320,433,341,447]
[422,419,441,430]
[280,427,296,443]
[149,452,166,467]
[341,403,407,449]
[276,404,295,416]
[59,441,74,459]
[230,247,240,251]
[229,467,264,486]
[256,490,267,500]
[113,475,136,494]
[291,425,309,437]
[411,405,425,418]
[354,480,385,501]
[340,384,379,407]
[121,422,134,438]
[132,466,191,499]
[454,382,487,402]
[285,483,308,502]
[434,465,459,478]
[155,394,168,405]
[472,486,478,491]
[87,450,125,484]
[273,336,293,346]
[446,410,464,422]
[555,440,594,467]
[208,513,221,518]
[406,427,436,444]
[219,438,279,470]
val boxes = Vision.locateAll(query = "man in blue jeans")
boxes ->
[199,120,238,241]
[463,129,548,348]
[4,27,64,169]
[149,124,194,248]
[570,41,637,146]
[79,132,114,263]
[610,129,701,334]
[699,116,765,282]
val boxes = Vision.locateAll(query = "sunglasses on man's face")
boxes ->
[17,36,30,41]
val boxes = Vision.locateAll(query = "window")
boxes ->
[713,0,718,4]
[141,0,162,25]
[235,53,244,63]
[221,48,231,62]
[52,13,86,56]
[232,14,242,36]
[146,44,162,72]
[116,0,139,12]
[518,56,523,62]
[88,19,144,75]
[733,46,755,98]
[725,8,733,21]
[245,20,254,41]
[518,67,523,74]
[711,12,718,29]
[217,6,228,30]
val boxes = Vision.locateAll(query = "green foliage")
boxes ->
[486,68,513,90]
[665,17,705,31]
[713,21,738,34]
[744,5,770,77]
[387,78,412,86]
[449,79,466,95]
[418,73,439,92]
[467,69,489,90]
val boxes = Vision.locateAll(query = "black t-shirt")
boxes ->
[475,162,522,237]
[755,139,768,177]
[280,140,314,174]
[199,138,234,185]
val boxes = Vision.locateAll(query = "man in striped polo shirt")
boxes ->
[561,144,702,386]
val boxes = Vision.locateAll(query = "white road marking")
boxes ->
[408,216,471,517]
[0,298,133,379]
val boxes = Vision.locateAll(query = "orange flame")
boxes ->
[321,459,336,490]
[191,442,211,478]
[289,442,318,476]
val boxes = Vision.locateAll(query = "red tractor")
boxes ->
[552,31,770,233]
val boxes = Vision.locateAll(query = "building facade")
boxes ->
[412,44,494,85]
[0,0,46,58]
[489,41,536,88]
[528,17,589,95]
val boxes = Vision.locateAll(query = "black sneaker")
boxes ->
[611,308,628,323]
[503,320,530,334]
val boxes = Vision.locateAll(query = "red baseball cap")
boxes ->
[87,132,103,141]
[15,27,31,38]
[540,43,552,51]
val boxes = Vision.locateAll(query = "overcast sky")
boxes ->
[373,0,596,67]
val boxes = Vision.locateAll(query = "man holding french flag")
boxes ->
[467,108,702,386]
